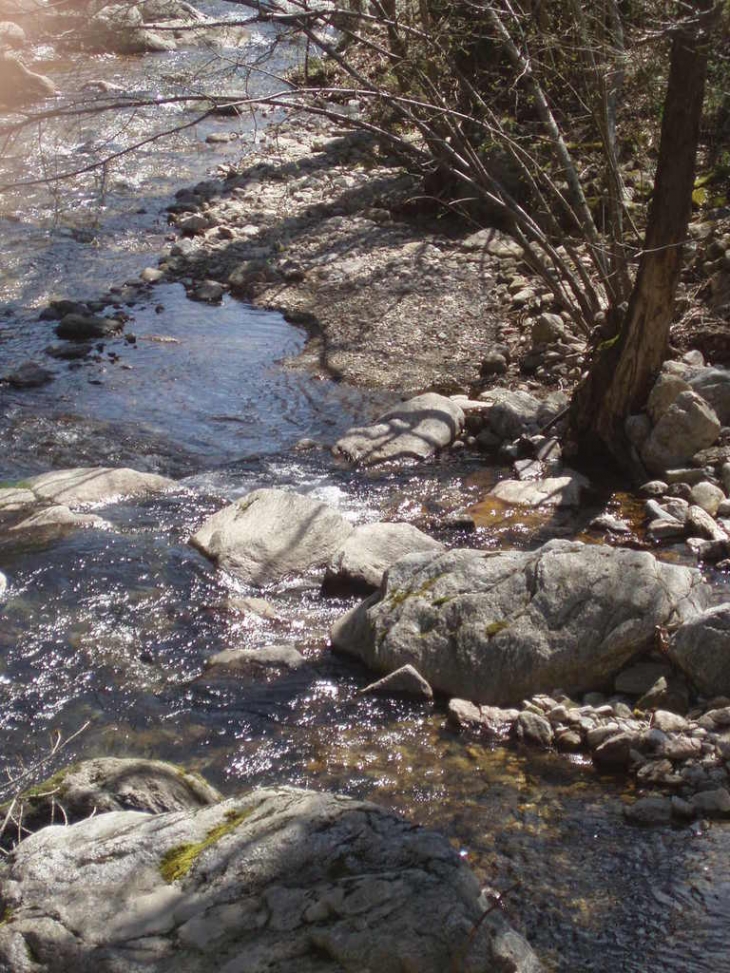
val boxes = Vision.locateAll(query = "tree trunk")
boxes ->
[570,4,715,469]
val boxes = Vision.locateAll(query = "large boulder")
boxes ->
[0,786,540,973]
[331,540,709,706]
[323,521,443,593]
[640,391,721,474]
[191,488,354,586]
[333,393,464,466]
[3,758,221,848]
[25,467,175,507]
[0,52,56,107]
[669,604,730,696]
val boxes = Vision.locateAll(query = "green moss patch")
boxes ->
[159,807,253,883]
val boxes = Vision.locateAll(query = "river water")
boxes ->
[1,11,730,972]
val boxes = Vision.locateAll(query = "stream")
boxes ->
[1,11,730,972]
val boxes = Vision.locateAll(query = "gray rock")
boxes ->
[648,519,686,540]
[686,504,727,541]
[324,522,443,594]
[653,710,688,733]
[689,481,726,516]
[360,664,433,699]
[0,786,540,973]
[669,604,730,696]
[515,710,554,747]
[330,540,708,706]
[447,699,519,736]
[590,513,632,534]
[5,362,53,388]
[205,644,306,672]
[0,487,35,511]
[624,797,673,825]
[592,732,633,769]
[666,467,709,485]
[688,367,730,425]
[226,596,280,620]
[639,480,668,497]
[10,504,110,532]
[190,279,225,302]
[532,313,565,345]
[691,787,730,817]
[333,394,464,467]
[25,467,174,507]
[488,473,589,508]
[55,313,122,340]
[641,391,721,474]
[614,662,674,695]
[626,414,652,448]
[0,570,6,598]
[636,675,690,715]
[647,372,691,424]
[479,389,567,441]
[191,488,354,585]
[4,759,221,847]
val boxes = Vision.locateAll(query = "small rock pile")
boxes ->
[628,352,730,561]
[448,689,730,825]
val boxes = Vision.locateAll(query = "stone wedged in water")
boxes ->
[488,473,588,508]
[10,504,110,532]
[3,758,221,848]
[25,467,175,507]
[205,643,306,672]
[331,540,709,706]
[0,786,541,973]
[333,393,464,467]
[360,663,433,699]
[190,488,353,586]
[54,313,123,340]
[323,521,443,594]
[669,604,730,696]
[0,52,56,107]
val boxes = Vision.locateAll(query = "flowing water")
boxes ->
[1,14,730,972]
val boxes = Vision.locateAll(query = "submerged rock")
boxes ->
[333,393,464,466]
[0,786,540,973]
[5,362,54,388]
[25,467,175,507]
[191,488,353,586]
[55,313,123,340]
[331,540,708,706]
[323,521,443,594]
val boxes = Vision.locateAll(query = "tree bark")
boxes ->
[570,3,716,469]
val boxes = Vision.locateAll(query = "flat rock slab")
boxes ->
[333,393,464,466]
[25,467,175,507]
[488,473,588,508]
[331,540,709,706]
[0,786,540,973]
[324,521,443,593]
[191,488,354,586]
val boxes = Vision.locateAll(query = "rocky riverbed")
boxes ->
[4,18,730,973]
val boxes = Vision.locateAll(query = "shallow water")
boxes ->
[1,17,730,973]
